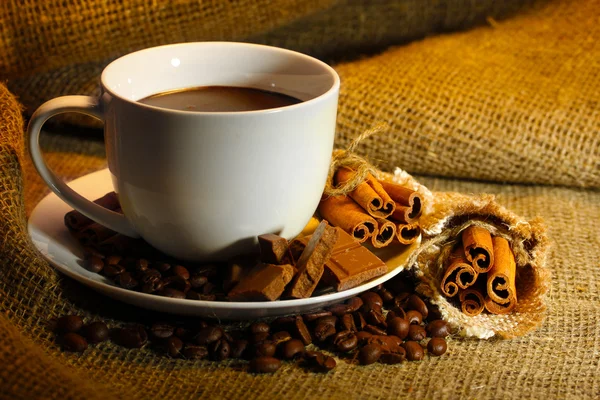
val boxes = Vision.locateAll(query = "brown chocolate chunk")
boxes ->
[258,234,293,264]
[228,263,295,301]
[286,221,338,299]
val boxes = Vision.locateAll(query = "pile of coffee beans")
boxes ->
[52,271,449,373]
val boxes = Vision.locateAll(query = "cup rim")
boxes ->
[101,41,340,116]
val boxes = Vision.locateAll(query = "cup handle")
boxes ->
[27,95,140,238]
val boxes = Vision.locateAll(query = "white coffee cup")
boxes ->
[28,42,340,261]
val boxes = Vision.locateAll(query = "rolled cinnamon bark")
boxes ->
[64,192,120,231]
[335,168,395,218]
[379,181,423,223]
[485,237,517,314]
[318,195,377,243]
[459,287,485,317]
[371,219,397,248]
[461,226,494,273]
[395,222,420,245]
[440,247,478,297]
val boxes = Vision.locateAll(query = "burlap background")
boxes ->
[1,0,600,398]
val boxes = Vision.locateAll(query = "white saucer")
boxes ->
[28,169,419,320]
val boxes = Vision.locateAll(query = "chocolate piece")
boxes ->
[286,221,338,299]
[228,263,295,301]
[258,234,292,264]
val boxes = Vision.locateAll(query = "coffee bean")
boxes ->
[155,262,172,273]
[403,341,424,361]
[327,303,351,316]
[250,332,270,345]
[55,315,84,333]
[250,356,281,373]
[378,287,394,304]
[82,321,109,344]
[392,292,410,309]
[359,343,382,365]
[105,255,122,265]
[174,326,194,341]
[196,326,223,345]
[365,309,387,327]
[426,320,450,338]
[62,332,88,352]
[364,325,387,336]
[140,269,162,284]
[314,321,336,342]
[172,265,190,280]
[187,290,215,300]
[387,317,409,339]
[356,331,373,344]
[302,311,332,322]
[380,347,406,364]
[183,344,208,360]
[366,335,402,352]
[405,310,423,325]
[135,258,149,272]
[230,339,249,359]
[427,337,447,356]
[112,325,147,348]
[332,330,358,352]
[340,313,356,332]
[249,322,270,335]
[210,338,231,361]
[150,323,175,340]
[83,246,105,259]
[253,341,276,358]
[84,255,104,273]
[407,325,427,341]
[353,312,367,330]
[202,282,216,295]
[165,336,183,358]
[346,297,364,313]
[315,315,337,327]
[361,292,383,310]
[406,294,429,319]
[117,272,138,290]
[189,274,208,289]
[303,351,336,372]
[388,306,407,321]
[293,316,312,345]
[280,338,305,360]
[104,263,125,278]
[159,287,186,299]
[271,331,292,345]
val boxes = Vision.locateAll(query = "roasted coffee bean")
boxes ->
[165,336,184,358]
[313,321,336,342]
[327,303,351,316]
[314,315,337,329]
[117,272,138,289]
[293,316,312,345]
[388,306,407,321]
[82,321,109,344]
[406,294,429,319]
[302,310,332,322]
[186,290,205,300]
[183,344,208,360]
[193,264,219,278]
[359,343,382,365]
[332,330,358,352]
[202,282,216,295]
[380,347,406,364]
[366,335,402,352]
[340,313,356,332]
[210,338,231,361]
[134,258,149,272]
[365,309,387,327]
[427,337,447,356]
[387,317,410,339]
[83,246,105,259]
[174,327,194,342]
[408,325,427,341]
[364,325,387,336]
[392,292,410,309]
[406,310,423,325]
[155,262,172,273]
[360,292,383,310]
[104,263,125,278]
[230,339,249,359]
[112,325,148,348]
[62,332,88,352]
[55,315,84,333]
[426,320,450,338]
[346,296,364,313]
[250,356,281,374]
[280,339,305,360]
[249,332,270,345]
[196,326,223,345]
[159,287,186,299]
[253,340,276,357]
[303,351,336,372]
[105,255,122,265]
[163,275,191,293]
[189,274,208,289]
[353,312,367,330]
[249,322,270,335]
[403,341,424,361]
[223,331,234,343]
[171,265,190,280]
[84,255,104,273]
[356,331,373,344]
[142,280,165,294]
[150,323,175,340]
[271,331,292,345]
[378,287,394,304]
[141,269,162,284]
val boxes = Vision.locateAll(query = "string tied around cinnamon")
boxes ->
[323,123,389,197]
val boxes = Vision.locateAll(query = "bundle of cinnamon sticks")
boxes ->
[318,167,423,248]
[440,226,518,316]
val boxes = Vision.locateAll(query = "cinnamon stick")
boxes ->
[484,237,517,315]
[318,195,376,243]
[459,288,485,317]
[335,168,395,218]
[440,247,478,297]
[461,226,494,273]
[371,219,396,248]
[379,181,423,223]
[395,222,420,245]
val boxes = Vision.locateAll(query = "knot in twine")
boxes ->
[323,123,389,197]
